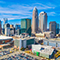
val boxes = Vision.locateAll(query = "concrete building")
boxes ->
[15,29,21,35]
[49,22,56,35]
[10,25,14,28]
[5,23,10,36]
[10,28,14,36]
[3,18,8,24]
[35,33,45,37]
[32,44,54,59]
[15,24,20,30]
[0,20,2,34]
[14,37,35,49]
[32,7,38,34]
[43,31,55,38]
[10,24,15,36]
[43,38,60,48]
[39,12,47,32]
[49,21,59,35]
[15,24,20,35]
[21,18,31,35]
[3,18,8,34]
[35,31,55,38]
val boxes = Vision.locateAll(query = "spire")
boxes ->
[34,7,37,10]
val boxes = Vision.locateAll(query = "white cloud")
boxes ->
[0,2,57,20]
[33,3,55,9]
[47,12,56,16]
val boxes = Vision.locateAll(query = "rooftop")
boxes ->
[0,36,13,40]
[32,44,54,55]
[12,36,34,40]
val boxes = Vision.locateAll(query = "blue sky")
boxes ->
[0,0,60,28]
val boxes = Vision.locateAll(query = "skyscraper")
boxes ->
[5,23,10,36]
[56,24,59,34]
[15,24,20,35]
[3,18,8,24]
[15,24,20,30]
[32,7,38,34]
[39,12,47,32]
[49,22,59,35]
[21,18,31,35]
[49,22,56,35]
[3,18,8,34]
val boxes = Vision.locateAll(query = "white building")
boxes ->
[39,12,47,32]
[32,44,54,58]
[5,23,10,36]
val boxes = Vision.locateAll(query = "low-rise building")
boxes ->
[35,33,45,37]
[43,38,60,48]
[14,37,35,49]
[35,31,55,38]
[32,44,54,59]
[43,31,55,38]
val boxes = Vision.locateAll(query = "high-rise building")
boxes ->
[3,18,8,34]
[3,18,8,24]
[10,25,14,28]
[21,18,31,35]
[49,22,56,35]
[56,24,59,34]
[5,23,10,36]
[39,12,47,32]
[0,20,2,34]
[10,24,15,36]
[15,24,20,30]
[15,24,20,35]
[32,7,38,34]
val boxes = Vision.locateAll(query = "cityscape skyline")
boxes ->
[0,0,60,28]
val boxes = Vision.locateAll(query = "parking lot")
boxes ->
[1,53,39,60]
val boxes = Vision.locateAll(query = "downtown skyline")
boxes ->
[0,0,60,28]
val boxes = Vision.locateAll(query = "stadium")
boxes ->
[0,36,14,48]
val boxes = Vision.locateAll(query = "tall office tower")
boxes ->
[5,23,10,36]
[15,24,20,35]
[10,25,14,28]
[15,24,20,30]
[0,20,2,34]
[10,24,15,36]
[49,22,56,35]
[3,18,8,24]
[3,18,8,34]
[32,7,38,34]
[21,18,31,35]
[39,12,47,32]
[56,24,59,34]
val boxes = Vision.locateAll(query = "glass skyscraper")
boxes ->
[21,18,31,35]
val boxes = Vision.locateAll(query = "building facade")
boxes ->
[21,18,31,35]
[14,37,35,49]
[5,23,10,36]
[32,7,38,34]
[3,18,8,34]
[15,24,20,30]
[56,24,59,34]
[49,22,59,35]
[10,24,15,36]
[3,18,8,24]
[39,12,47,32]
